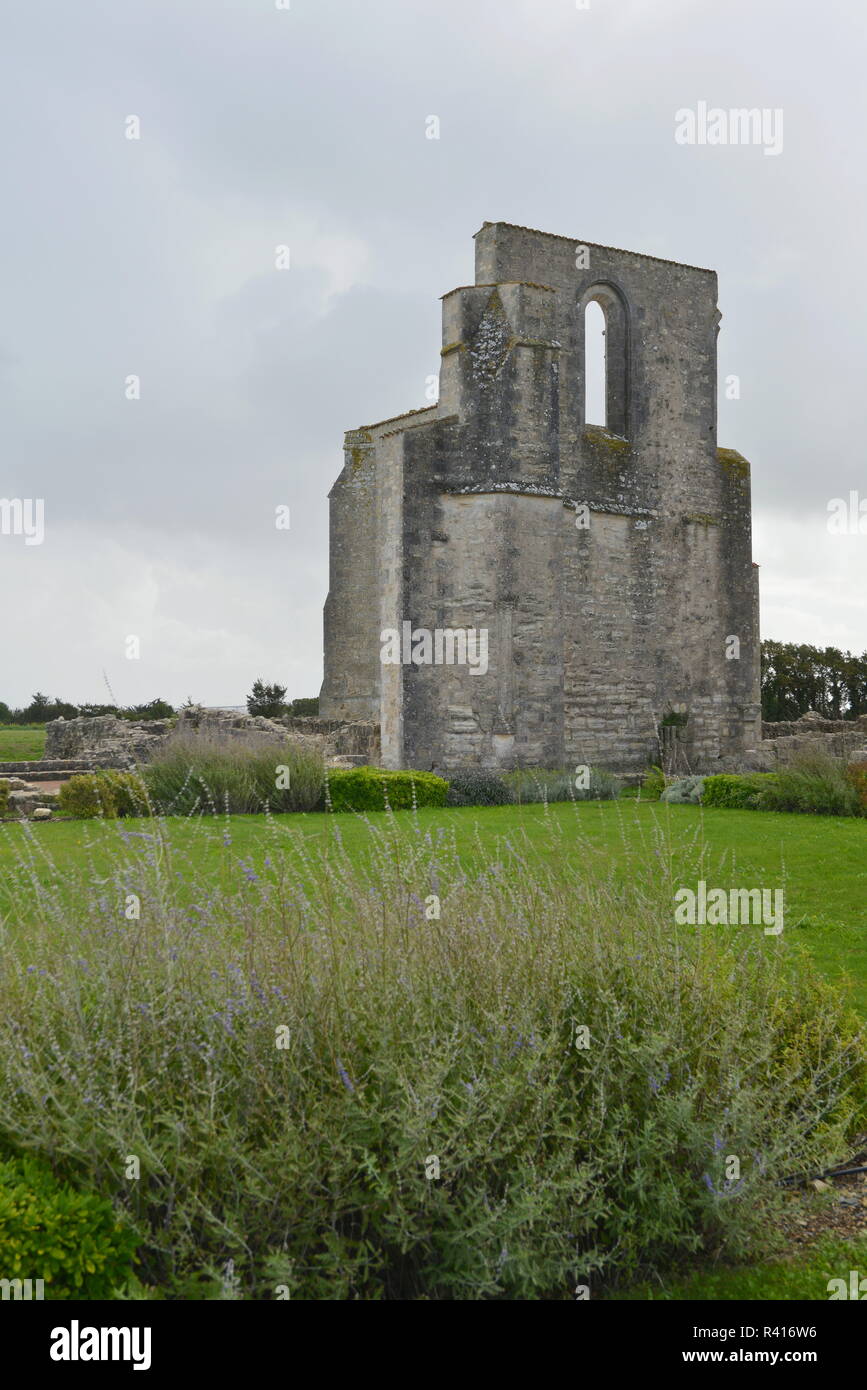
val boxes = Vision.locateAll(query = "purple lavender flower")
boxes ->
[336,1059,355,1093]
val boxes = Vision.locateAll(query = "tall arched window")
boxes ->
[580,284,629,438]
[584,301,607,426]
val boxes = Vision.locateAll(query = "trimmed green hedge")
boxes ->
[701,774,777,810]
[326,767,448,812]
[0,1153,138,1298]
[0,779,9,816]
[58,771,150,820]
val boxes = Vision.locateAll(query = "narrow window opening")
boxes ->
[584,300,607,426]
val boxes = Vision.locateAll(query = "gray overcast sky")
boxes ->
[1,0,865,708]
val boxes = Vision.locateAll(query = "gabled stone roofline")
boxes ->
[349,404,438,435]
[440,281,555,299]
[474,221,715,276]
[382,412,457,439]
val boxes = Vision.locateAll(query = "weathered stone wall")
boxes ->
[42,709,380,769]
[755,713,867,768]
[283,717,380,761]
[763,714,867,739]
[320,435,380,722]
[760,732,867,766]
[44,715,173,767]
[320,221,761,773]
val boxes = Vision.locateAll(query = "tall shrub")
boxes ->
[143,733,324,815]
[757,754,860,817]
[0,813,862,1299]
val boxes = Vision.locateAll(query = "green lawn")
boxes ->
[613,1234,867,1300]
[2,798,866,1010]
[0,724,46,760]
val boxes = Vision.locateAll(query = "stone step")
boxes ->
[8,769,86,783]
[0,759,99,777]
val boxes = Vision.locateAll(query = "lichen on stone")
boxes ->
[583,425,630,453]
[469,292,512,383]
[717,447,750,480]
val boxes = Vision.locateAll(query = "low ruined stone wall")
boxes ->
[44,715,173,767]
[41,709,382,770]
[284,718,380,761]
[762,714,867,739]
[755,713,867,770]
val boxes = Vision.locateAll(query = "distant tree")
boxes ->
[288,697,319,717]
[761,640,867,722]
[15,692,78,724]
[247,679,287,719]
[2,693,176,726]
[122,698,175,721]
[843,651,867,718]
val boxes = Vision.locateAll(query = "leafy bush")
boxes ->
[101,771,151,817]
[0,815,864,1299]
[846,760,867,813]
[0,1152,138,1299]
[755,755,860,817]
[661,776,705,805]
[57,771,150,820]
[58,773,119,819]
[0,779,9,816]
[327,766,448,812]
[701,774,776,810]
[641,765,666,801]
[504,767,619,804]
[767,975,867,1137]
[143,734,324,815]
[446,769,513,807]
[702,758,863,817]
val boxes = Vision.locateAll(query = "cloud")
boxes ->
[1,0,863,704]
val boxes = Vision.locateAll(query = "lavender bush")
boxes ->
[0,807,863,1299]
[142,732,324,815]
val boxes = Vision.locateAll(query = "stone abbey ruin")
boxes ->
[319,221,761,774]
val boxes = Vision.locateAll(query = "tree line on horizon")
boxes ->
[0,686,320,726]
[760,640,867,722]
[3,646,864,727]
